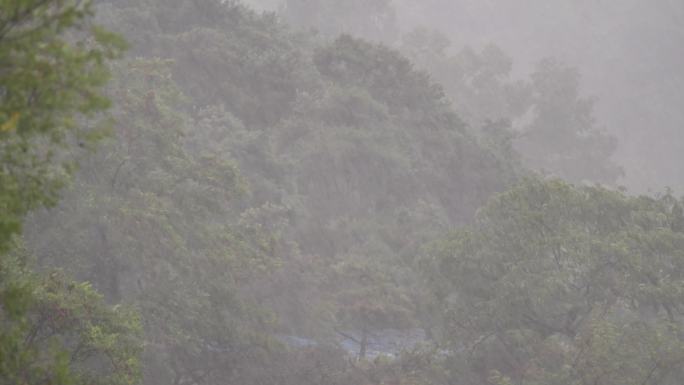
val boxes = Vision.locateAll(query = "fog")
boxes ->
[2,1,684,385]
[392,0,684,193]
[249,0,684,193]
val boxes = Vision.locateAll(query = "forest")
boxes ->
[1,1,683,385]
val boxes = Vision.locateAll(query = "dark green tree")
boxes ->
[18,3,531,384]
[0,3,138,384]
[425,178,684,385]
[24,58,283,385]
[0,246,141,385]
[0,0,125,251]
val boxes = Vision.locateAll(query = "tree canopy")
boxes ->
[2,1,681,385]
[424,178,684,385]
[0,2,138,385]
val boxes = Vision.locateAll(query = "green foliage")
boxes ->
[25,58,282,385]
[314,35,453,120]
[249,35,520,345]
[425,177,684,384]
[96,0,309,129]
[0,245,141,385]
[0,3,138,385]
[0,0,126,252]
[10,1,667,385]
[17,3,524,383]
[76,1,517,361]
[276,35,516,258]
[17,2,659,385]
[316,254,415,358]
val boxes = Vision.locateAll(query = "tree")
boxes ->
[516,59,623,184]
[0,2,138,384]
[95,0,309,129]
[283,35,515,258]
[425,178,684,385]
[21,3,523,383]
[322,255,415,359]
[0,245,141,385]
[24,58,285,385]
[0,0,126,252]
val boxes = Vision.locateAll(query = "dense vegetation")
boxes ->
[1,1,682,385]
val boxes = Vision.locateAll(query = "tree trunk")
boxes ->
[359,328,368,359]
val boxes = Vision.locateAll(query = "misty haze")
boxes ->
[1,1,683,385]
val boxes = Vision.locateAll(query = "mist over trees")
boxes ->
[390,0,684,192]
[254,0,684,192]
[1,1,683,385]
